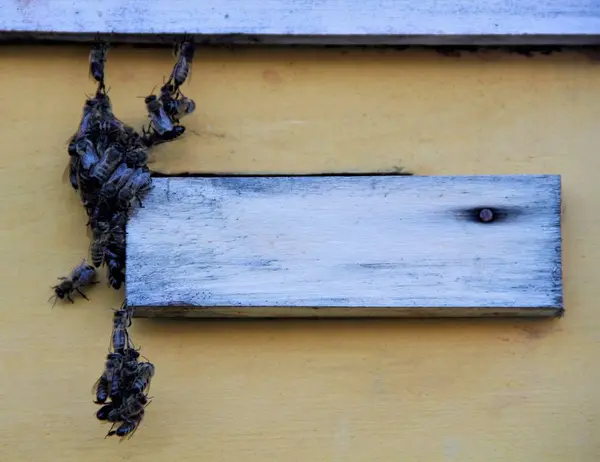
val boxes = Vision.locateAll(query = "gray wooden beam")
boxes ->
[126,175,563,318]
[0,1,599,46]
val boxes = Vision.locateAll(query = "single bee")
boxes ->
[123,146,149,168]
[75,137,100,171]
[145,94,174,135]
[141,125,185,148]
[93,352,123,404]
[77,167,100,215]
[117,167,152,209]
[169,41,195,89]
[67,154,81,190]
[90,231,108,268]
[126,362,155,395]
[112,306,133,352]
[121,348,141,375]
[89,163,134,224]
[68,98,99,154]
[89,42,109,86]
[96,403,114,421]
[106,408,146,439]
[106,392,149,425]
[91,146,123,185]
[160,84,196,122]
[49,259,97,306]
[105,249,125,290]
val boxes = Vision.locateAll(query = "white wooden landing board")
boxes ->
[126,175,563,318]
[0,1,599,45]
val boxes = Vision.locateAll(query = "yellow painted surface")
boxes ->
[0,45,599,461]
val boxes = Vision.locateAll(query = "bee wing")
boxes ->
[63,156,80,190]
[91,374,105,395]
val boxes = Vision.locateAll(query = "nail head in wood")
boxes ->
[479,208,494,223]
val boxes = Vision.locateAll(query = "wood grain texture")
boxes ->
[1,0,600,45]
[126,175,563,317]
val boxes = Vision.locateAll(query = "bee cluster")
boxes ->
[94,304,155,439]
[53,39,196,440]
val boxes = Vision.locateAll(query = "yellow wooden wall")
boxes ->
[0,45,599,461]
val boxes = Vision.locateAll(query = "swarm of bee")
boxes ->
[54,39,196,439]
[93,303,155,439]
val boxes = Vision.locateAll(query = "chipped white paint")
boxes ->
[126,175,563,317]
[0,1,599,45]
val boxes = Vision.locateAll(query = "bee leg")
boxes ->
[105,422,118,438]
[75,288,90,301]
[67,294,75,303]
[134,195,144,208]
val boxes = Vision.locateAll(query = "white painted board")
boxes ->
[0,1,599,45]
[126,175,563,318]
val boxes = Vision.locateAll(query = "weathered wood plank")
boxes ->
[0,1,599,46]
[126,175,563,318]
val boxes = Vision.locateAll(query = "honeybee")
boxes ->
[126,362,155,395]
[123,147,149,168]
[106,407,147,439]
[67,154,81,190]
[93,352,123,404]
[169,40,195,89]
[90,231,108,268]
[160,83,196,122]
[106,393,150,439]
[141,125,185,148]
[112,306,133,352]
[89,42,109,86]
[74,137,100,171]
[117,167,152,209]
[91,146,123,185]
[144,94,174,135]
[49,259,98,306]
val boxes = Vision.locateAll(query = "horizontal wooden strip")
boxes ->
[1,1,599,45]
[126,175,563,318]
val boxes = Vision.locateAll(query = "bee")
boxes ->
[106,392,149,432]
[169,40,195,89]
[112,306,133,352]
[126,362,155,395]
[160,83,196,122]
[90,231,108,268]
[67,154,81,190]
[96,403,114,421]
[49,259,97,306]
[89,42,109,86]
[68,98,100,155]
[105,249,125,290]
[144,94,174,135]
[121,348,141,375]
[74,137,100,171]
[90,163,134,222]
[91,146,123,185]
[141,125,185,148]
[106,408,146,439]
[93,352,123,404]
[117,167,152,209]
[123,147,149,168]
[77,167,100,215]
